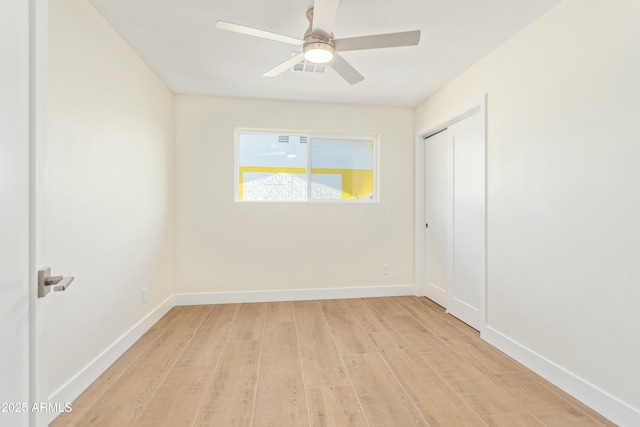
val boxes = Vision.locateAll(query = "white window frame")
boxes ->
[234,128,379,203]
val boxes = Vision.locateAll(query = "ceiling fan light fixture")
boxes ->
[303,42,334,64]
[217,2,421,85]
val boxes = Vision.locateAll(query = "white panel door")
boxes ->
[447,114,485,330]
[0,1,31,426]
[423,130,449,307]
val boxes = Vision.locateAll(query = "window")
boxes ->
[236,130,377,202]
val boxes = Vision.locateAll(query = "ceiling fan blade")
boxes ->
[311,0,341,39]
[216,21,303,46]
[263,52,306,77]
[331,53,364,85]
[334,30,421,52]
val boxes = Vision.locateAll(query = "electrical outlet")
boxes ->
[142,288,148,304]
[383,264,390,275]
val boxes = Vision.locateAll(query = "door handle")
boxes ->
[38,267,75,298]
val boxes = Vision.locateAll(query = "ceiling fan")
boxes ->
[216,0,421,85]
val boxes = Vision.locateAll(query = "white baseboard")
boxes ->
[482,326,640,427]
[45,295,174,425]
[174,284,416,306]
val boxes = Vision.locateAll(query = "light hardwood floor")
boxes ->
[50,297,614,426]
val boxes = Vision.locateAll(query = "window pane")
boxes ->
[310,137,374,200]
[238,133,308,201]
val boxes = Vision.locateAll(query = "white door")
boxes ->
[447,114,485,330]
[1,2,48,426]
[422,113,485,330]
[1,1,32,426]
[423,130,449,307]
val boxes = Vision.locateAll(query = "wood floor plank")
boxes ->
[482,413,546,426]
[194,340,261,427]
[320,300,375,355]
[199,303,241,334]
[385,314,444,351]
[53,297,615,427]
[343,298,393,332]
[293,300,320,310]
[343,353,427,426]
[166,305,213,330]
[387,315,485,380]
[148,306,184,330]
[50,326,165,426]
[443,374,523,416]
[439,334,521,375]
[368,331,486,427]
[487,371,579,409]
[134,367,211,426]
[266,301,295,323]
[229,303,267,341]
[295,308,350,388]
[174,328,227,370]
[71,307,209,426]
[175,304,239,369]
[529,402,608,426]
[390,300,520,375]
[391,296,478,342]
[527,377,616,425]
[364,297,408,316]
[414,296,481,337]
[70,403,142,426]
[308,386,369,427]
[253,322,309,427]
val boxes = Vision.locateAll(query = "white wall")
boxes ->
[46,0,174,406]
[174,96,414,296]
[416,0,640,422]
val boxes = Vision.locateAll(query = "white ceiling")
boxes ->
[88,0,562,107]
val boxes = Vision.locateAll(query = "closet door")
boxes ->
[447,113,485,330]
[423,130,449,307]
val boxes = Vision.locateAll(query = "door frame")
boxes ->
[0,0,47,425]
[414,95,487,333]
[31,0,49,425]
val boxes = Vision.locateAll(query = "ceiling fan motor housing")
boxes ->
[303,8,335,63]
